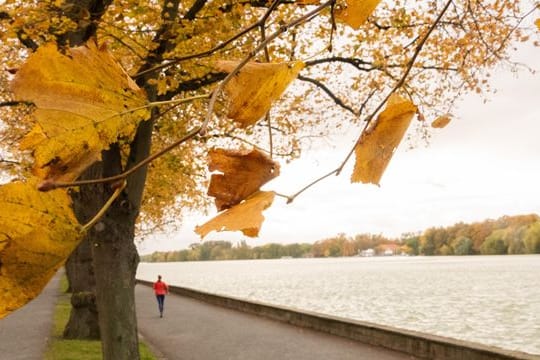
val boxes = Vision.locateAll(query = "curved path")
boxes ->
[135,284,414,360]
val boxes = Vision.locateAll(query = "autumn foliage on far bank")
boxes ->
[142,213,540,262]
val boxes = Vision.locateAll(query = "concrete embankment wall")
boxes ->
[137,280,538,360]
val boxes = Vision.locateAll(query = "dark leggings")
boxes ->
[156,294,165,313]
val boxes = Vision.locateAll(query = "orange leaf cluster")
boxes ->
[207,148,280,211]
[196,148,280,238]
[351,94,417,185]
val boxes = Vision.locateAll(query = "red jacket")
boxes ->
[153,280,168,295]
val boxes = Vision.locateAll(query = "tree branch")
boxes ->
[298,75,356,115]
[283,0,454,204]
[38,126,203,191]
[0,100,34,108]
[160,72,226,99]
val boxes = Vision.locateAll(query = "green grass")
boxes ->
[45,276,156,360]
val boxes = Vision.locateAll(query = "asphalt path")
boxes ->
[0,273,415,360]
[136,284,415,360]
[0,270,61,360]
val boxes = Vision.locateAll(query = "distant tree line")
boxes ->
[140,214,540,262]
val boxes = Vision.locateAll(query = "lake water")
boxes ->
[137,255,540,355]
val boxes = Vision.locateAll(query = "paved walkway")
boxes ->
[0,270,62,360]
[135,284,415,360]
[0,274,415,360]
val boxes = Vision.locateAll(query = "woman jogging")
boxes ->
[153,275,169,318]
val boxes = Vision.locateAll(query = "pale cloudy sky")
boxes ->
[137,44,540,254]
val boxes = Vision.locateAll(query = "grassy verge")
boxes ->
[45,276,156,360]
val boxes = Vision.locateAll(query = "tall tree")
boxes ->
[1,1,538,359]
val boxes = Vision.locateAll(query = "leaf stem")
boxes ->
[81,181,126,232]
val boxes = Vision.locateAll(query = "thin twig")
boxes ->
[259,7,273,158]
[0,158,20,165]
[0,100,33,107]
[98,94,210,124]
[284,169,339,204]
[298,75,356,115]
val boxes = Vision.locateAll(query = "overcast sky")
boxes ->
[138,44,540,254]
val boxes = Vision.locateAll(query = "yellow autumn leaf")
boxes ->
[334,0,382,29]
[207,148,280,211]
[0,179,82,319]
[431,114,452,128]
[11,41,150,182]
[195,191,275,238]
[351,94,417,185]
[535,18,540,30]
[215,60,304,127]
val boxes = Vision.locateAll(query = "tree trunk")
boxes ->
[64,162,104,339]
[91,205,140,359]
[87,144,148,360]
[63,238,100,339]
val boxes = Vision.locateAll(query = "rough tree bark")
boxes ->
[63,238,99,339]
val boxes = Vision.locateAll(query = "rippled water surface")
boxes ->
[137,255,540,354]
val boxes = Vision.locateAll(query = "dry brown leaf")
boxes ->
[11,41,150,182]
[334,0,382,29]
[0,179,82,319]
[207,148,280,211]
[351,94,417,185]
[431,114,452,128]
[195,191,275,238]
[215,60,304,127]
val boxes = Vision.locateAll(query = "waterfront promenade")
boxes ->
[135,284,414,360]
[0,272,411,360]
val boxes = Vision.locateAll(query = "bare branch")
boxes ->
[305,56,374,71]
[0,101,34,108]
[0,158,20,165]
[283,168,338,204]
[298,75,356,115]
